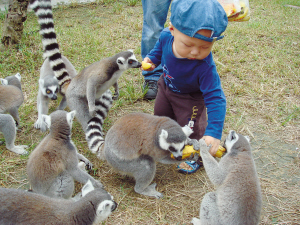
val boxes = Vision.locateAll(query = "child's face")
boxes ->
[169,23,214,60]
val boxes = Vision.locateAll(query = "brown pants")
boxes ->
[154,76,207,140]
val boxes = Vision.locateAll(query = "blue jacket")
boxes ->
[146,28,226,140]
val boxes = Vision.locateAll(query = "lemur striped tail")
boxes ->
[29,0,71,93]
[85,90,113,157]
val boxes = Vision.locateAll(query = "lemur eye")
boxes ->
[46,89,51,94]
[128,59,134,64]
[169,146,176,152]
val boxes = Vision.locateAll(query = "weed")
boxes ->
[95,0,115,5]
[0,7,8,20]
[112,2,123,14]
[126,0,138,7]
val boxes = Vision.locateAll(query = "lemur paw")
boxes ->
[191,217,201,225]
[10,145,28,155]
[138,183,164,199]
[199,139,211,153]
[34,119,48,132]
[187,138,200,150]
[84,160,93,170]
[148,183,164,199]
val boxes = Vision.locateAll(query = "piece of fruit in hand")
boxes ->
[142,61,152,70]
[171,145,226,159]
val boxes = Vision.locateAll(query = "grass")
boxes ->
[0,0,300,224]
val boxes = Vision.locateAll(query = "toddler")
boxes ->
[143,0,228,173]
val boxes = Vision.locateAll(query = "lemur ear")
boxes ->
[160,129,168,139]
[39,79,44,87]
[42,114,51,130]
[14,73,21,81]
[117,57,125,65]
[82,180,94,197]
[182,125,193,137]
[67,110,76,122]
[244,135,250,143]
[1,78,8,85]
[67,110,76,127]
[127,49,134,53]
[158,129,170,151]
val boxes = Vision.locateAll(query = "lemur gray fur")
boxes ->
[0,180,118,225]
[27,110,103,199]
[191,131,262,225]
[97,112,195,199]
[29,0,72,94]
[0,114,28,155]
[34,56,77,132]
[66,50,141,133]
[0,73,24,126]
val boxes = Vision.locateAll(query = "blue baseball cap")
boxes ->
[170,0,228,42]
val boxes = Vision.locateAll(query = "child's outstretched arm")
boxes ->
[202,136,221,156]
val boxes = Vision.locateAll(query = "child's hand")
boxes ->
[141,57,156,71]
[201,136,220,156]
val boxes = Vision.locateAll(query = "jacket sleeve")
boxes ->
[146,31,166,66]
[199,64,226,140]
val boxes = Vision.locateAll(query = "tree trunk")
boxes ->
[1,0,29,47]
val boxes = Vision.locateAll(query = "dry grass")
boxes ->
[0,0,300,224]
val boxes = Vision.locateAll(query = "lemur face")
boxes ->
[116,51,141,70]
[167,143,185,160]
[43,85,58,100]
[158,129,186,161]
[127,57,142,68]
[39,76,59,100]
[95,198,118,223]
[224,130,250,154]
[224,130,238,154]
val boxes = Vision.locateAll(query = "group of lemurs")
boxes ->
[0,0,262,224]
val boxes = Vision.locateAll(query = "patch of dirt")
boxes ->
[251,133,300,223]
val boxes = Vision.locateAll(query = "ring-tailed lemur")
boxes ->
[66,50,141,154]
[191,131,262,225]
[0,180,117,225]
[0,73,24,126]
[66,50,141,131]
[96,112,194,198]
[27,110,103,199]
[34,55,77,132]
[29,0,71,94]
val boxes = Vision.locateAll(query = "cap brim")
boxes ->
[193,33,224,42]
